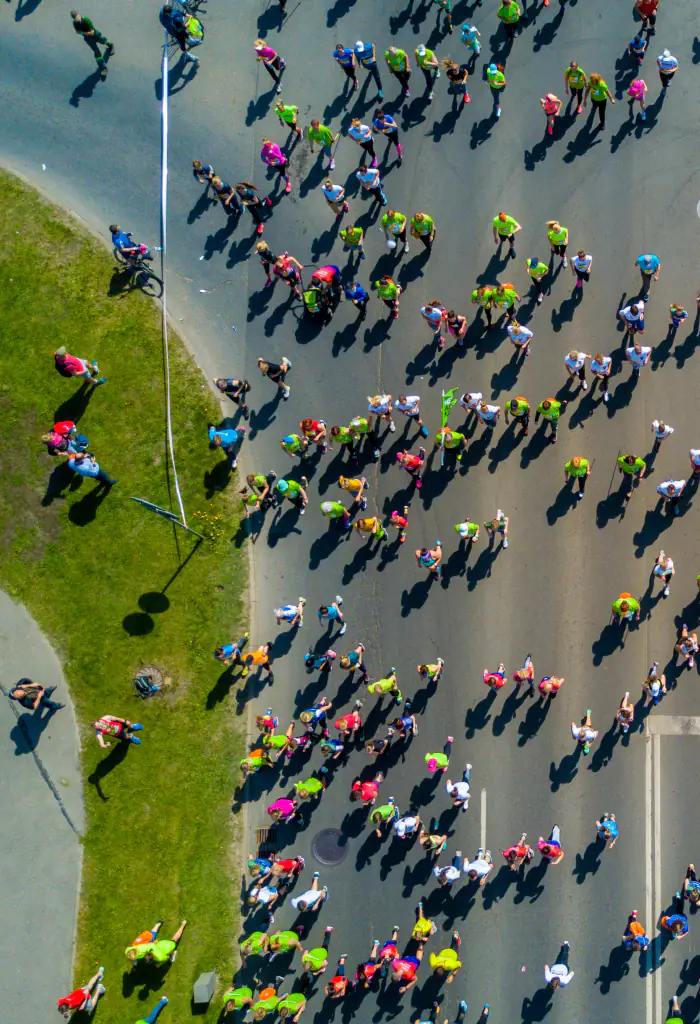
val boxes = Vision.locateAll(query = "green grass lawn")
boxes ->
[0,170,247,1022]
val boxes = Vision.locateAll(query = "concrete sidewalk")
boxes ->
[0,590,83,1023]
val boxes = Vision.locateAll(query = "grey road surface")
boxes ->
[2,0,700,1021]
[0,590,83,1024]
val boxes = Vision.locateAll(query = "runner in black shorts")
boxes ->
[258,357,292,400]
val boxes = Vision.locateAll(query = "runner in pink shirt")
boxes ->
[261,138,292,194]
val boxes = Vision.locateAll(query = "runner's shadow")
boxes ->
[594,944,631,993]
[482,864,517,909]
[487,422,524,473]
[514,858,548,904]
[549,747,581,791]
[523,132,555,171]
[14,0,43,16]
[492,685,528,736]
[469,113,497,149]
[571,837,604,883]
[632,502,674,558]
[592,622,627,664]
[465,689,497,738]
[517,697,552,745]
[551,293,578,331]
[68,480,112,525]
[588,720,620,771]
[673,310,700,368]
[466,545,498,590]
[69,68,102,107]
[401,577,434,616]
[609,111,636,153]
[187,189,217,224]
[520,427,550,467]
[520,987,554,1023]
[490,349,523,397]
[546,482,580,525]
[562,122,601,163]
[87,740,130,802]
[531,4,564,49]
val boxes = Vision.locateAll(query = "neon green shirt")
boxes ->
[410,214,434,236]
[496,0,520,22]
[334,426,354,444]
[302,947,328,971]
[508,398,530,417]
[565,458,589,477]
[487,68,506,88]
[241,931,266,956]
[425,752,449,769]
[527,259,548,280]
[307,124,334,146]
[295,777,324,796]
[565,66,586,89]
[375,279,398,300]
[350,416,371,434]
[320,500,347,518]
[612,596,640,615]
[435,430,465,449]
[278,995,306,1013]
[270,931,299,952]
[537,400,561,421]
[455,521,479,538]
[277,104,299,124]
[373,802,396,821]
[547,225,568,245]
[252,996,280,1016]
[382,211,406,235]
[340,226,364,247]
[277,479,303,498]
[430,949,461,970]
[223,987,253,1010]
[493,214,516,236]
[385,48,408,71]
[415,47,437,68]
[618,455,646,475]
[588,78,610,101]
[472,287,495,307]
[495,288,517,308]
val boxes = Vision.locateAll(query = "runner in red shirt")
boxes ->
[300,417,328,454]
[351,771,384,806]
[396,447,427,488]
[634,0,659,32]
[355,939,381,988]
[390,947,424,993]
[335,702,363,739]
[91,715,144,747]
[58,967,105,1018]
[502,832,534,871]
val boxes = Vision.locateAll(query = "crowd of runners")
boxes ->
[43,0,698,1019]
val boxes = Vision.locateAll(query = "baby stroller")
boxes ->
[303,265,341,323]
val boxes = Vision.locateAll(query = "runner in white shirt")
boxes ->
[291,872,328,911]
[420,303,447,350]
[656,479,685,516]
[463,849,493,887]
[460,391,482,416]
[507,320,533,357]
[626,342,651,373]
[433,855,462,887]
[571,710,597,754]
[570,251,593,291]
[564,350,591,391]
[651,419,674,452]
[544,942,574,990]
[475,401,501,430]
[321,179,348,217]
[618,300,645,335]
[590,353,612,403]
[347,119,376,167]
[367,394,395,431]
[653,549,675,597]
[688,449,700,476]
[394,393,429,438]
[445,764,472,811]
[393,814,420,838]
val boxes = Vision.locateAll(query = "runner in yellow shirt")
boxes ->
[492,211,521,258]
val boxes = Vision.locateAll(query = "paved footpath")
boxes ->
[0,590,83,1024]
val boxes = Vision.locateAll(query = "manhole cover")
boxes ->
[312,828,349,866]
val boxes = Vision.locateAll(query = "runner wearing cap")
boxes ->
[355,41,384,97]
[486,63,506,116]
[416,44,441,100]
[504,396,530,434]
[657,48,678,93]
[525,257,548,303]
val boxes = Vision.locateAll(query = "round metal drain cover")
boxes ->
[312,828,349,866]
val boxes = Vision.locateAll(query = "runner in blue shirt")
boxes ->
[635,253,661,300]
[343,281,369,318]
[595,813,619,849]
[355,40,383,97]
[333,44,358,90]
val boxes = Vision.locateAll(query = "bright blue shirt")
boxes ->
[664,914,688,935]
[355,42,376,66]
[69,457,100,478]
[373,113,397,134]
[216,643,236,659]
[208,426,238,447]
[319,606,341,620]
[334,46,354,66]
[111,229,132,250]
[598,820,619,839]
[344,282,368,301]
[636,254,660,273]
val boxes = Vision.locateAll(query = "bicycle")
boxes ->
[113,242,163,297]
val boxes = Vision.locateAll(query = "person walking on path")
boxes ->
[538,826,564,864]
[416,542,443,579]
[356,163,387,207]
[540,93,562,135]
[383,209,409,253]
[564,350,590,392]
[258,356,292,399]
[385,46,412,97]
[584,73,615,128]
[71,11,113,78]
[544,942,574,990]
[564,61,587,114]
[507,321,533,358]
[322,179,348,218]
[472,284,496,327]
[486,63,507,117]
[254,39,285,91]
[67,452,117,487]
[411,212,436,252]
[657,478,686,516]
[635,0,659,33]
[657,48,678,94]
[612,591,641,622]
[653,549,674,597]
[485,509,509,548]
[571,250,593,291]
[333,43,358,92]
[446,764,471,811]
[628,77,648,120]
[496,0,521,40]
[589,353,611,402]
[571,711,598,754]
[276,101,303,140]
[355,41,384,98]
[534,398,564,443]
[618,453,646,505]
[54,346,106,386]
[374,276,401,318]
[9,679,64,712]
[373,109,403,163]
[348,119,377,166]
[443,60,471,105]
[307,120,338,171]
[416,45,441,100]
[635,253,661,300]
[564,456,591,499]
[492,211,521,258]
[526,257,549,304]
[505,396,530,434]
[261,138,292,195]
[58,967,106,1018]
[546,221,569,267]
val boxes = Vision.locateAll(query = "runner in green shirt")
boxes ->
[472,284,497,327]
[617,454,646,503]
[564,456,591,499]
[505,397,530,435]
[546,221,569,266]
[275,476,309,511]
[487,62,507,117]
[320,500,351,527]
[275,101,302,138]
[373,276,401,317]
[223,987,254,1013]
[385,46,412,95]
[434,427,467,459]
[492,211,520,256]
[526,257,549,303]
[534,399,563,442]
[302,946,329,974]
[340,224,366,259]
[330,424,356,457]
[277,993,307,1021]
[371,800,399,836]
[367,670,402,703]
[496,0,521,37]
[455,519,480,541]
[240,931,269,960]
[410,212,436,251]
[564,61,587,114]
[415,44,440,99]
[252,991,281,1020]
[269,930,303,956]
[584,73,615,128]
[294,774,326,800]
[382,209,409,253]
[125,921,187,966]
[494,283,520,318]
[611,593,641,621]
[281,433,309,460]
[307,119,337,169]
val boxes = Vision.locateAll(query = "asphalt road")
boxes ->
[3,0,700,1020]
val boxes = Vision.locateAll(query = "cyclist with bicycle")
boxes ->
[110,224,153,268]
[160,4,203,63]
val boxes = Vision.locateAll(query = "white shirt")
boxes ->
[652,420,674,439]
[394,395,420,416]
[464,857,491,877]
[507,324,533,344]
[627,346,651,366]
[654,557,674,576]
[322,183,344,201]
[348,123,373,142]
[434,864,460,883]
[291,888,325,911]
[479,404,500,421]
[565,352,587,371]
[394,816,418,837]
[657,53,678,72]
[657,480,685,497]
[572,724,596,742]
[460,392,482,410]
[572,254,592,272]
[250,884,277,904]
[620,301,645,322]
[368,395,391,414]
[690,449,700,466]
[447,780,470,801]
[544,965,574,986]
[356,167,380,188]
[421,305,445,324]
[591,355,611,376]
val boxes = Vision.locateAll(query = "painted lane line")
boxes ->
[480,788,487,851]
[645,728,652,1024]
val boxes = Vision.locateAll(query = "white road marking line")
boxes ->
[480,788,487,851]
[647,715,700,736]
[645,727,653,1024]
[654,733,662,1024]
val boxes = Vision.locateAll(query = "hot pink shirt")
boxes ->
[261,142,285,166]
[256,45,277,61]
